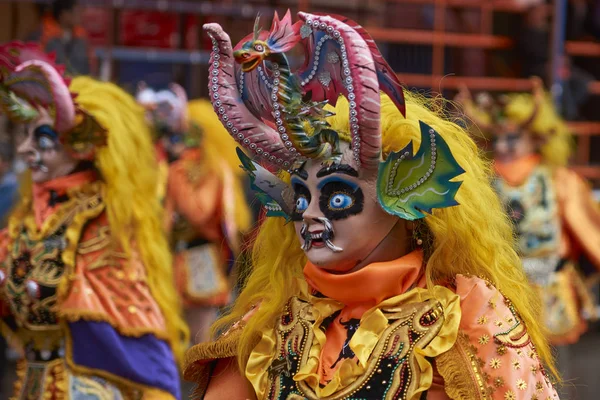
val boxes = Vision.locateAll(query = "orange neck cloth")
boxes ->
[303,250,424,383]
[494,154,541,187]
[32,170,98,227]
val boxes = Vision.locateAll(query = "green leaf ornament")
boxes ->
[377,120,465,220]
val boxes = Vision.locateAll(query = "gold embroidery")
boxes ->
[477,316,488,325]
[494,377,505,387]
[268,297,447,400]
[497,344,507,356]
[4,183,105,333]
[517,379,527,390]
[512,359,521,370]
[504,390,516,400]
[478,334,490,345]
[536,382,544,392]
[490,358,501,369]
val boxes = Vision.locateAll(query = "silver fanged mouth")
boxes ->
[300,217,343,253]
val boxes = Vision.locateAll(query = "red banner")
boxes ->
[80,7,110,46]
[120,10,180,48]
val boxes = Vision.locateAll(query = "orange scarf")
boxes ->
[32,170,98,227]
[303,250,424,383]
[494,154,541,187]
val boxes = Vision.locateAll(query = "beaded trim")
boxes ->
[302,18,361,166]
[207,34,291,169]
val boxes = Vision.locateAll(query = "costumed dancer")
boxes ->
[183,12,560,400]
[0,42,187,399]
[457,78,600,346]
[136,84,252,344]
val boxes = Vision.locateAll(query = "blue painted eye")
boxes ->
[37,136,55,150]
[296,197,309,213]
[329,193,353,210]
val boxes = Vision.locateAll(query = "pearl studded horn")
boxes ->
[203,23,299,170]
[298,12,382,171]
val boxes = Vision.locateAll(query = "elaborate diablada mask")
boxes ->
[205,12,465,270]
[457,77,545,163]
[0,42,107,182]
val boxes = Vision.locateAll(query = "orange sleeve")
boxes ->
[166,150,223,241]
[555,168,600,269]
[436,276,558,400]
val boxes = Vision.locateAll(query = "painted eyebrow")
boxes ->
[291,176,308,188]
[316,163,359,178]
[317,176,359,191]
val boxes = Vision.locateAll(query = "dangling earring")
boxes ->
[416,237,423,246]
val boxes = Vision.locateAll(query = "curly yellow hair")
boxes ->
[70,77,189,362]
[503,92,573,167]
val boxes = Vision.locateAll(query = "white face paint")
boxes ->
[16,109,78,183]
[292,146,405,273]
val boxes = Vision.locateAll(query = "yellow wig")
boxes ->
[69,77,188,362]
[187,99,252,234]
[503,92,573,167]
[212,91,556,378]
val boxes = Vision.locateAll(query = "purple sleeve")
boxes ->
[68,320,180,399]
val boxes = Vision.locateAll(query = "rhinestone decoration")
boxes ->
[302,18,361,166]
[327,52,339,64]
[300,24,312,39]
[318,71,332,88]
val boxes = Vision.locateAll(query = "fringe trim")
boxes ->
[436,332,490,400]
[183,326,243,399]
[59,308,171,341]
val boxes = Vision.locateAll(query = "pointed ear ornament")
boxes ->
[237,147,293,221]
[377,121,465,220]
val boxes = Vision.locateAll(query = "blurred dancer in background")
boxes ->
[137,84,252,344]
[0,42,186,398]
[27,0,90,75]
[458,77,600,396]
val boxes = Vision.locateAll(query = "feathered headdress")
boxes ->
[204,12,464,221]
[136,81,190,135]
[456,77,545,136]
[0,42,106,160]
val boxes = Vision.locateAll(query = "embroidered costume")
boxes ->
[183,12,559,400]
[459,80,600,344]
[136,84,251,343]
[0,42,186,399]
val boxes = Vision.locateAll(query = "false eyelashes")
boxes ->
[33,124,59,150]
[291,182,311,221]
[319,180,364,220]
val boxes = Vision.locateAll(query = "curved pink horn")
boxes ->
[298,12,381,170]
[7,60,75,132]
[203,22,298,170]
